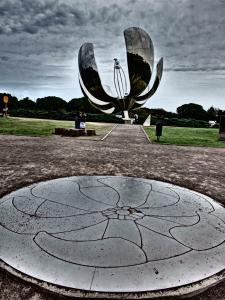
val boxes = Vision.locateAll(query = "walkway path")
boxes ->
[104,124,150,145]
[1,128,225,299]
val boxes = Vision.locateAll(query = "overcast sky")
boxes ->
[0,0,225,112]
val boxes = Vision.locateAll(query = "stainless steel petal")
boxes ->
[124,27,154,97]
[134,57,163,104]
[78,43,121,110]
[79,75,116,114]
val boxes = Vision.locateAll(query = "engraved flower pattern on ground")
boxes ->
[0,176,225,268]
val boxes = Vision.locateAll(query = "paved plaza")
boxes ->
[1,125,225,299]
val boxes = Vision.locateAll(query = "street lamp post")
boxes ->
[3,96,9,117]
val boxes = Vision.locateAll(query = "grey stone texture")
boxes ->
[1,176,225,294]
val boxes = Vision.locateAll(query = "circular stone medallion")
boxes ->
[1,176,225,297]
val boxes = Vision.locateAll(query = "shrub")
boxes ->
[163,118,210,128]
[10,109,123,123]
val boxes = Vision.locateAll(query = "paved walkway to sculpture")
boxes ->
[104,124,150,145]
[1,127,225,300]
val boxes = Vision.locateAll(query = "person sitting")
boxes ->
[79,112,86,129]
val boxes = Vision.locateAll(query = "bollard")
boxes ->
[155,120,163,142]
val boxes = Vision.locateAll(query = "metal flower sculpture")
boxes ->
[78,27,163,119]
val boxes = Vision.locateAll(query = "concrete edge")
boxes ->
[101,124,119,141]
[1,259,225,299]
[141,125,152,143]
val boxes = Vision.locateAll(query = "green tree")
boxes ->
[177,103,209,120]
[18,97,36,110]
[36,96,67,112]
[67,97,101,114]
[207,106,217,120]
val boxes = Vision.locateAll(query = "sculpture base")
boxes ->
[123,119,132,124]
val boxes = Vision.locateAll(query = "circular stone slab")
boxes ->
[1,176,225,298]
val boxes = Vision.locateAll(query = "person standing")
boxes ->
[134,113,138,124]
[74,112,80,129]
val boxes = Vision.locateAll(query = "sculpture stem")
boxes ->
[123,110,130,120]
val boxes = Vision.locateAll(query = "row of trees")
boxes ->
[0,93,224,122]
[0,94,100,114]
[136,104,224,122]
[176,103,222,121]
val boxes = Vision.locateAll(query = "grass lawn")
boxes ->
[145,126,225,147]
[0,117,114,137]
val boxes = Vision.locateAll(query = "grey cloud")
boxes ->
[165,66,225,72]
[0,0,224,110]
[0,0,131,35]
[0,56,9,61]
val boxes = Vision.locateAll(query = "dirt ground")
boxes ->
[1,125,225,300]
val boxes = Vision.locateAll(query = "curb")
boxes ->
[141,125,152,143]
[101,124,118,141]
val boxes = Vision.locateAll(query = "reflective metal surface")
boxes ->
[133,58,163,110]
[124,27,153,97]
[78,43,121,114]
[113,58,127,99]
[78,27,163,118]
